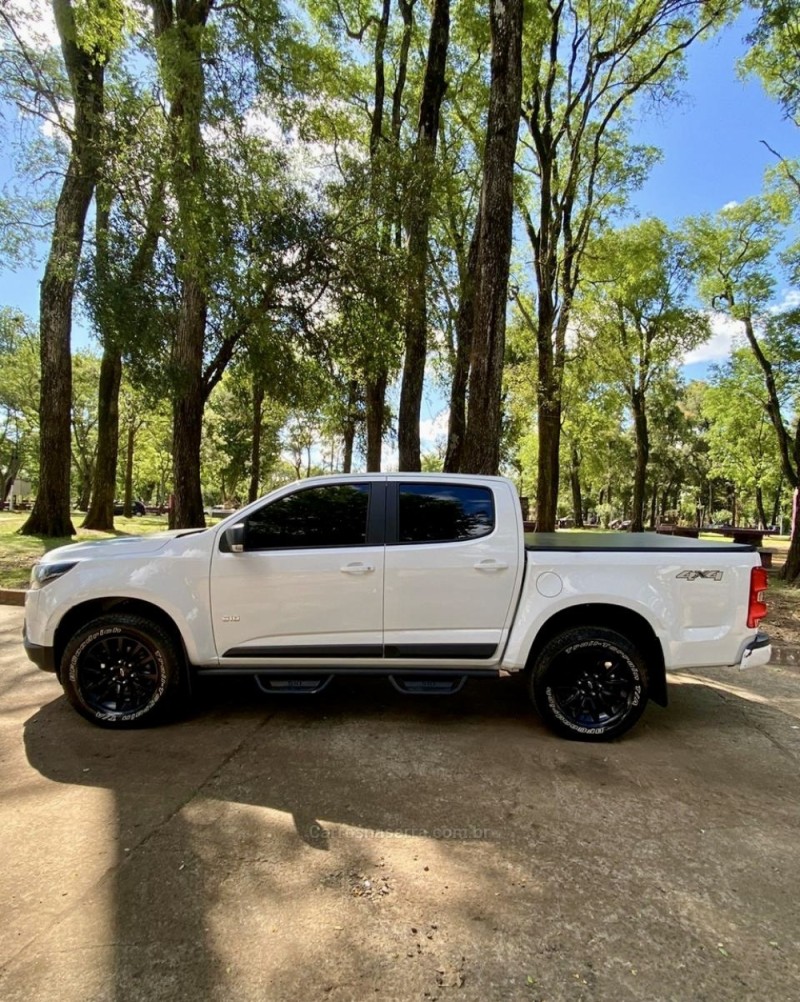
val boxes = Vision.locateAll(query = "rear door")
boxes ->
[382,480,521,664]
[210,480,385,663]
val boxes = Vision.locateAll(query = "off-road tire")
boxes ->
[530,626,649,741]
[61,613,182,727]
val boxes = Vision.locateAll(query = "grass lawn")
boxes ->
[0,511,171,589]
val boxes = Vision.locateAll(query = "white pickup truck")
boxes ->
[23,473,771,740]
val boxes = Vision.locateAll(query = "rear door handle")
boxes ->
[340,562,375,575]
[474,559,508,572]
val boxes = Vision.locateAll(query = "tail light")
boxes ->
[747,566,768,629]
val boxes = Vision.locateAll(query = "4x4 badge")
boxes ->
[676,570,723,581]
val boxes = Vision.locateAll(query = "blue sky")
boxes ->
[629,11,799,383]
[633,14,796,223]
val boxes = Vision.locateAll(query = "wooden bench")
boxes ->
[656,524,700,539]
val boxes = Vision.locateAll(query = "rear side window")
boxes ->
[246,484,370,550]
[398,484,495,543]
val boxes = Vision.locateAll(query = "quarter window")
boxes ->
[398,484,495,543]
[246,484,371,550]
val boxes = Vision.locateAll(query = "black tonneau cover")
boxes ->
[524,531,755,553]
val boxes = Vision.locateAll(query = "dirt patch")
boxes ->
[764,549,800,647]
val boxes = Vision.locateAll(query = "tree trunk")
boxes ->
[630,388,649,533]
[83,189,123,531]
[2,451,22,503]
[83,166,164,531]
[461,0,523,475]
[649,482,658,530]
[77,466,91,510]
[21,0,105,537]
[536,398,561,533]
[248,379,264,503]
[153,0,212,530]
[397,0,450,471]
[365,372,388,472]
[170,279,207,528]
[742,315,800,489]
[783,492,800,580]
[123,421,135,518]
[755,486,768,530]
[342,379,358,474]
[444,225,479,473]
[369,0,391,159]
[569,444,584,528]
[771,478,783,528]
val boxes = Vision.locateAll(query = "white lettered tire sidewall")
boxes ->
[530,627,650,741]
[61,614,181,727]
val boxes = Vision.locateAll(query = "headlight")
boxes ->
[30,561,78,589]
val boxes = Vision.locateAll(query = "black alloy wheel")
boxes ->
[530,626,650,741]
[61,613,182,727]
[76,632,161,716]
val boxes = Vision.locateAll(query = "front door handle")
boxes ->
[474,559,508,572]
[340,562,375,575]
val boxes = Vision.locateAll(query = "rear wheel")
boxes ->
[530,626,649,741]
[61,614,182,727]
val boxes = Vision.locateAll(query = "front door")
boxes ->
[210,481,385,663]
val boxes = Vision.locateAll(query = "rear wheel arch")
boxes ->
[524,603,667,707]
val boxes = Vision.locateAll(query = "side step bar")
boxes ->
[250,671,477,696]
[255,675,333,695]
[389,675,467,695]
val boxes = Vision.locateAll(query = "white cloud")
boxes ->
[381,444,399,472]
[683,312,744,366]
[242,101,363,188]
[769,288,800,313]
[721,200,739,211]
[3,0,60,53]
[419,410,450,450]
[243,108,287,144]
[683,289,800,368]
[38,99,74,142]
[375,410,449,469]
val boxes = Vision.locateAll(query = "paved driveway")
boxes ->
[1,605,798,1001]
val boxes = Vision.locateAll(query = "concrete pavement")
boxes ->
[1,605,799,1001]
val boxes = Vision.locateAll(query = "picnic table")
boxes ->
[703,526,777,548]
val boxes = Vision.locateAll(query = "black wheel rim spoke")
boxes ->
[77,633,161,717]
[551,652,637,730]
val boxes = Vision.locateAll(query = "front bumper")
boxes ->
[738,631,771,669]
[23,623,57,673]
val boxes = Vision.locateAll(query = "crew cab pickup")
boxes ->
[23,474,771,740]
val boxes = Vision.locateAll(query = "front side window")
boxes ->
[398,484,495,543]
[246,484,371,550]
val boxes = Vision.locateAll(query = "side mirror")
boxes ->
[225,522,246,553]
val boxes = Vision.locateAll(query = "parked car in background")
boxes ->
[113,500,146,516]
[204,504,240,520]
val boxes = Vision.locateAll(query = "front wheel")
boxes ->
[530,626,649,741]
[61,613,182,727]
